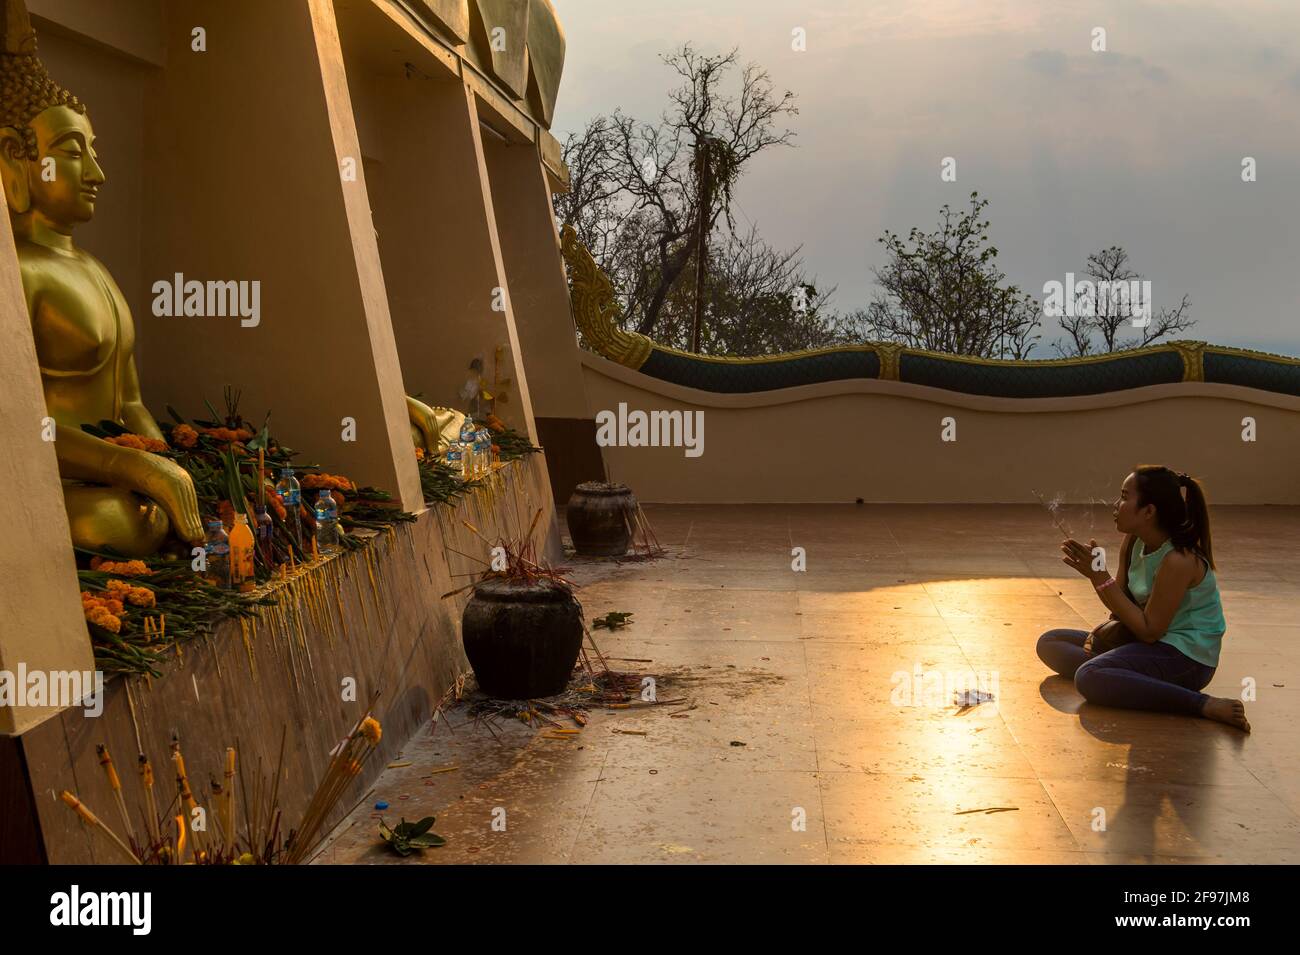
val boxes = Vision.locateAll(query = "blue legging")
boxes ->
[1036,628,1215,717]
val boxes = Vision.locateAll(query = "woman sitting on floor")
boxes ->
[1037,465,1250,732]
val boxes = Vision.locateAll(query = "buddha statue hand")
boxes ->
[58,426,205,546]
[128,453,205,544]
[406,396,465,454]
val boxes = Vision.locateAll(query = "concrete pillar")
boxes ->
[0,210,94,737]
[481,136,605,501]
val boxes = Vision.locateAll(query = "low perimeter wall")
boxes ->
[17,454,560,864]
[581,353,1300,505]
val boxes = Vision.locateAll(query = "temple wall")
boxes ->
[581,353,1300,505]
[21,456,556,864]
[29,0,164,65]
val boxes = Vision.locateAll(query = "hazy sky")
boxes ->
[554,0,1300,356]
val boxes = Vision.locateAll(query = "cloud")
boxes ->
[1023,48,1168,84]
[1025,49,1067,76]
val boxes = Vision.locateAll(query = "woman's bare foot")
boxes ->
[1201,697,1251,732]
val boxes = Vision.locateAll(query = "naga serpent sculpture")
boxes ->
[559,225,1300,400]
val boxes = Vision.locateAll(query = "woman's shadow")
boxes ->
[1039,676,1218,861]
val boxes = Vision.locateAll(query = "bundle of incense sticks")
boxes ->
[282,700,383,864]
[1030,488,1074,539]
[95,745,134,850]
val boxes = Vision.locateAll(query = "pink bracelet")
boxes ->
[1095,576,1117,593]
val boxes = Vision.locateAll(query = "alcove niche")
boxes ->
[336,0,537,438]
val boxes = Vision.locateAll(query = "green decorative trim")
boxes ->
[560,231,1300,398]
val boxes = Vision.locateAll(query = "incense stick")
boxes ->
[60,791,141,865]
[1030,488,1074,539]
[95,745,135,849]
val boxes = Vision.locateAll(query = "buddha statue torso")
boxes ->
[24,241,134,427]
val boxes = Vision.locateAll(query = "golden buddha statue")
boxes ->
[0,2,202,556]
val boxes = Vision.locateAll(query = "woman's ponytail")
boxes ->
[1178,473,1214,569]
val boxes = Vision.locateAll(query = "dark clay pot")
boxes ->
[566,481,635,556]
[461,577,583,699]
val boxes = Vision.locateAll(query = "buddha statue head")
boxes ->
[0,1,98,233]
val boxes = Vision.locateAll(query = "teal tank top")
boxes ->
[1126,538,1225,667]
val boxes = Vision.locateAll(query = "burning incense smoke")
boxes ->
[1030,488,1074,539]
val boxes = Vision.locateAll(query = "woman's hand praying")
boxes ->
[1061,537,1110,587]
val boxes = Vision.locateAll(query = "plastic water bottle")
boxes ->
[314,489,340,554]
[275,467,303,548]
[444,441,464,478]
[459,415,479,478]
[204,520,231,589]
[476,425,492,473]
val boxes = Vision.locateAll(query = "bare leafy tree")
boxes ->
[555,115,624,262]
[646,226,868,356]
[1052,245,1195,356]
[555,44,847,353]
[859,192,1042,359]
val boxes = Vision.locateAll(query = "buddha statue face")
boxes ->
[0,103,101,228]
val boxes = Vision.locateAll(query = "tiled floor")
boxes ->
[316,504,1300,864]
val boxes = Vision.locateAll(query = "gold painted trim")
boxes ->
[1171,339,1206,382]
[560,225,652,370]
[876,342,902,380]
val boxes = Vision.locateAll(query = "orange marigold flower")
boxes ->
[89,557,154,577]
[486,413,507,432]
[80,591,128,631]
[171,423,199,448]
[200,426,254,443]
[105,433,170,453]
[86,609,121,634]
[106,579,156,608]
[359,716,382,745]
[301,473,356,493]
